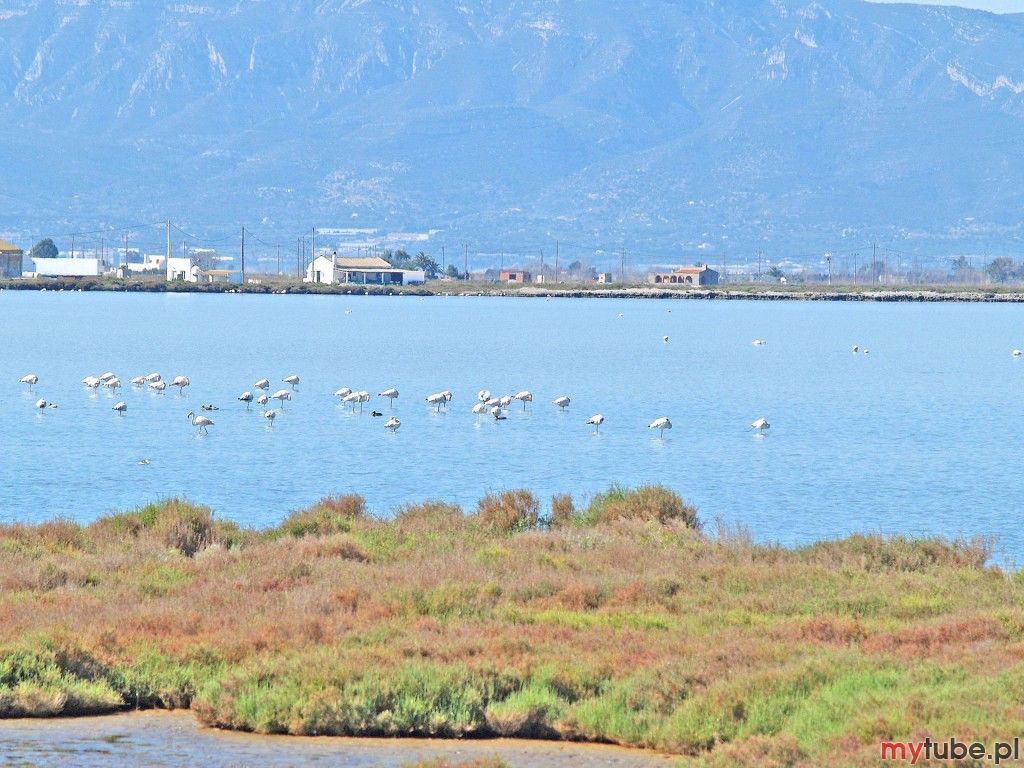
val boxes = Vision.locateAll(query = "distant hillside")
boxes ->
[0,0,1022,269]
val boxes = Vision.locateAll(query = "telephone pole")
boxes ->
[464,243,468,278]
[555,240,559,283]
[620,248,625,283]
[165,220,171,266]
[240,226,246,283]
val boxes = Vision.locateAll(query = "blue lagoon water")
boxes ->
[1,291,1021,561]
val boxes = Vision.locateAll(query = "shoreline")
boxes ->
[3,276,1024,302]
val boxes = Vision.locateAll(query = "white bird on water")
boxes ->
[477,389,491,403]
[82,376,101,389]
[752,339,767,347]
[105,377,122,392]
[586,414,605,433]
[256,393,269,406]
[513,390,533,409]
[1014,349,1022,358]
[131,376,145,386]
[852,345,860,353]
[334,387,352,399]
[472,403,487,414]
[20,374,38,391]
[491,406,507,421]
[553,395,571,410]
[497,394,513,409]
[112,401,127,415]
[149,380,167,393]
[384,416,401,431]
[238,391,253,409]
[751,417,770,433]
[187,411,214,435]
[648,417,672,437]
[170,376,190,394]
[98,372,117,383]
[271,389,292,408]
[378,388,399,407]
[254,378,270,391]
[283,375,300,390]
[263,409,277,426]
[35,398,48,410]
[662,335,669,344]
[144,372,162,383]
[426,392,448,412]
[342,391,362,407]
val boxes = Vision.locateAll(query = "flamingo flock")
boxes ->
[17,361,778,440]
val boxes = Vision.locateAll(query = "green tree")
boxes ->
[985,256,1016,283]
[29,238,58,260]
[767,265,784,280]
[444,264,460,279]
[413,252,441,279]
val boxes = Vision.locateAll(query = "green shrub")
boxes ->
[274,495,367,538]
[86,500,216,557]
[582,486,699,529]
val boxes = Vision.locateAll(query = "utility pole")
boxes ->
[124,232,129,269]
[757,249,762,280]
[464,243,468,278]
[853,252,859,285]
[441,245,445,272]
[555,240,559,283]
[540,248,544,279]
[100,237,105,265]
[620,248,625,283]
[826,253,832,286]
[277,245,281,275]
[166,220,171,266]
[70,235,75,259]
[296,238,301,278]
[240,226,246,284]
[311,227,316,269]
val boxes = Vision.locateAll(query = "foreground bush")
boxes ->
[0,488,1017,766]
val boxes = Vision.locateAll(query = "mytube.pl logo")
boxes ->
[881,738,1021,765]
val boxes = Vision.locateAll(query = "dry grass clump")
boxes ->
[0,488,1021,767]
[474,491,539,534]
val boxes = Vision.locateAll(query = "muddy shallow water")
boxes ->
[0,711,679,767]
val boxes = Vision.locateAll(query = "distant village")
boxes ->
[0,235,724,288]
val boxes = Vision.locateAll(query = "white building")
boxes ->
[305,255,425,286]
[32,257,110,277]
[166,256,200,282]
[126,254,166,274]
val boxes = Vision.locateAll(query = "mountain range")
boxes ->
[1,0,1022,270]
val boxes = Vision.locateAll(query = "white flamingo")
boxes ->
[334,387,352,399]
[342,391,362,408]
[263,409,277,426]
[553,395,571,410]
[378,388,399,407]
[149,380,167,393]
[82,376,101,389]
[271,389,292,408]
[751,417,770,432]
[112,401,127,415]
[170,376,190,394]
[477,389,491,402]
[426,392,447,412]
[20,374,38,391]
[283,375,300,390]
[238,391,253,409]
[485,397,501,407]
[1013,349,1022,358]
[384,416,401,431]
[131,376,145,386]
[105,377,121,392]
[144,372,162,383]
[498,395,513,408]
[187,411,214,435]
[254,378,270,391]
[648,417,672,437]
[35,398,48,410]
[491,406,507,421]
[472,403,487,414]
[98,372,117,383]
[513,390,533,410]
[752,339,767,346]
[586,414,604,433]
[256,393,269,406]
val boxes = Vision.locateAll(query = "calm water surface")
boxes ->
[1,291,1021,561]
[0,711,673,767]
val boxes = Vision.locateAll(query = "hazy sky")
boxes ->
[869,0,1023,11]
